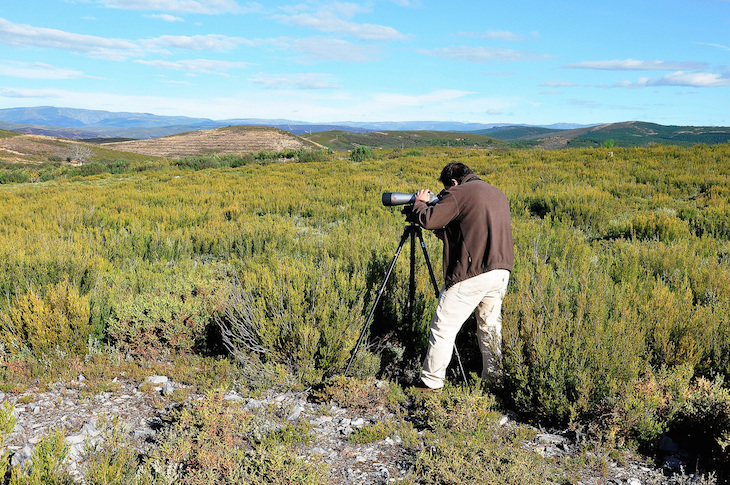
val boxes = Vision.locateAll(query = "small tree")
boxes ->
[350,146,374,162]
[66,143,93,165]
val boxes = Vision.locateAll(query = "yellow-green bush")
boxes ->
[2,144,730,446]
[106,262,230,355]
[0,281,91,356]
[219,255,368,382]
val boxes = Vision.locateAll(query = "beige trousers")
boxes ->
[420,269,510,389]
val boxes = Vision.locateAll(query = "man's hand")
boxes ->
[415,189,432,203]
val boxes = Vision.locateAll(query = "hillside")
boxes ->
[0,130,112,164]
[483,121,730,148]
[302,129,506,151]
[103,125,324,158]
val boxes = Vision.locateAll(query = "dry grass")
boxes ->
[103,126,325,158]
[0,134,73,164]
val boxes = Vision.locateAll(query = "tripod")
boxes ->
[345,212,468,385]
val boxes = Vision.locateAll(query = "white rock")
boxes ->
[147,375,169,385]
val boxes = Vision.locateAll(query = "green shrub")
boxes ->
[136,390,326,484]
[218,256,366,382]
[0,169,30,184]
[106,262,229,356]
[630,211,690,242]
[9,430,73,485]
[312,376,400,411]
[671,376,730,465]
[0,281,92,356]
[350,146,374,162]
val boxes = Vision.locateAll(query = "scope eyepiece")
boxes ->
[382,192,439,206]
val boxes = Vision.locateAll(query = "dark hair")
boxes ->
[439,162,474,186]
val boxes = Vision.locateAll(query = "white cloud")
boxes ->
[459,30,535,42]
[648,71,730,87]
[0,17,141,60]
[143,34,250,51]
[566,59,707,70]
[421,46,551,63]
[609,71,730,88]
[541,80,578,88]
[696,42,730,51]
[285,37,380,62]
[0,87,64,99]
[275,5,406,41]
[249,73,340,89]
[146,13,185,22]
[0,61,96,80]
[94,0,261,14]
[135,58,249,73]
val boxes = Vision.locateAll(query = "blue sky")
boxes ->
[0,0,729,126]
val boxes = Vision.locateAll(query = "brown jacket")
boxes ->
[413,174,514,289]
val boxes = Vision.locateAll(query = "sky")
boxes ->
[0,0,729,126]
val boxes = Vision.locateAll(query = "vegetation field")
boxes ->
[1,142,730,483]
[302,129,505,151]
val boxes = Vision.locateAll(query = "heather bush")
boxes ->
[0,281,92,356]
[135,390,326,484]
[106,262,230,356]
[9,430,73,485]
[218,255,368,382]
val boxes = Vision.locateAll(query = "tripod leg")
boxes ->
[407,227,416,328]
[415,227,469,387]
[345,226,410,376]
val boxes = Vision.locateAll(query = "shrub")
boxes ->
[350,146,374,162]
[217,256,367,382]
[0,281,92,356]
[311,376,402,411]
[0,169,30,184]
[106,262,229,356]
[136,390,326,484]
[671,376,730,467]
[295,148,329,163]
[9,430,73,485]
[630,211,691,242]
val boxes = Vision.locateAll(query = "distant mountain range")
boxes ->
[0,106,588,140]
[1,106,729,148]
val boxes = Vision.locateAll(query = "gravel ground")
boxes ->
[1,374,710,484]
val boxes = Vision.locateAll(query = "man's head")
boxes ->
[439,162,474,187]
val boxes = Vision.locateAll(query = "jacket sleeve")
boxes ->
[413,191,460,230]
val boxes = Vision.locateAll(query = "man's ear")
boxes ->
[450,179,459,187]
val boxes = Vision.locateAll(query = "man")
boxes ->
[412,162,514,390]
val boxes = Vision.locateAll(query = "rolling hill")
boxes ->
[103,125,324,158]
[480,121,730,148]
[301,130,506,151]
[0,125,323,165]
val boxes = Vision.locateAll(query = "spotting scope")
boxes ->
[382,192,439,206]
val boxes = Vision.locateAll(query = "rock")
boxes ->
[537,433,568,445]
[11,444,34,468]
[147,375,169,385]
[161,382,175,396]
[245,398,263,409]
[224,391,244,401]
[287,405,304,421]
